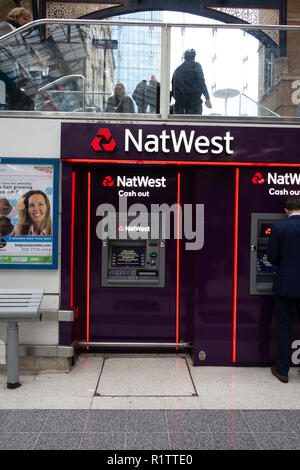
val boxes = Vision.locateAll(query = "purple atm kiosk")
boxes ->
[60,122,300,368]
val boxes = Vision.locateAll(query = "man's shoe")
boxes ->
[271,365,288,383]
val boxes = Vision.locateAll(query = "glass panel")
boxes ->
[168,13,299,118]
[0,21,161,114]
[169,21,261,117]
[0,15,299,119]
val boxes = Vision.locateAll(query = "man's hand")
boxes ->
[205,100,212,109]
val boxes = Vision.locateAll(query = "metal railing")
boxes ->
[239,92,280,117]
[38,74,86,111]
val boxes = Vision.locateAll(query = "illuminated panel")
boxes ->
[176,172,181,345]
[70,171,76,307]
[86,172,91,346]
[62,159,300,167]
[232,168,239,363]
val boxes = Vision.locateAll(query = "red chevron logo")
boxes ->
[102,176,114,187]
[91,128,117,152]
[252,172,265,184]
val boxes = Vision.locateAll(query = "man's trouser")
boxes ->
[174,93,202,115]
[275,295,300,375]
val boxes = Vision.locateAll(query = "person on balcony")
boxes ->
[0,7,34,111]
[0,7,33,36]
[145,75,160,114]
[171,48,212,115]
[132,79,147,113]
[106,83,135,113]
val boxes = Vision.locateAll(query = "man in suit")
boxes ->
[267,198,300,383]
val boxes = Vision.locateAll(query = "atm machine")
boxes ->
[249,213,286,295]
[101,213,165,288]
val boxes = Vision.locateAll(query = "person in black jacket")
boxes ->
[267,198,300,383]
[171,48,212,115]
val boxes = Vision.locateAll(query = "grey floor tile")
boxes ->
[34,433,82,450]
[127,410,168,433]
[1,410,50,432]
[242,410,291,433]
[42,410,88,433]
[166,410,209,433]
[279,410,300,432]
[0,410,11,429]
[80,432,125,450]
[206,410,251,433]
[0,432,38,450]
[126,432,170,450]
[254,432,300,450]
[84,410,127,433]
[169,432,214,450]
[212,433,260,450]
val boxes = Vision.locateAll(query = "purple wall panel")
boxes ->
[60,122,300,364]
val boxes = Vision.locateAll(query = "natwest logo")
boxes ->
[268,172,300,185]
[117,175,166,188]
[125,129,234,155]
[91,128,117,152]
[102,175,167,188]
[252,172,265,184]
[102,176,114,187]
[118,225,150,232]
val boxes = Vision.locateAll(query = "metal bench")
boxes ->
[0,289,44,389]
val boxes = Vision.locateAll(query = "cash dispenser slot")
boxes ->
[249,213,286,295]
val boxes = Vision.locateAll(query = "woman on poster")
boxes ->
[14,190,52,236]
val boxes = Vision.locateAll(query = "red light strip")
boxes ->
[70,171,76,308]
[232,168,239,363]
[86,172,91,346]
[176,172,181,344]
[62,158,300,167]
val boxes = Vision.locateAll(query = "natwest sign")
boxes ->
[91,127,233,155]
[61,122,300,164]
[123,129,234,155]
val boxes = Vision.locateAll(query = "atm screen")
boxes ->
[259,223,273,238]
[111,246,145,267]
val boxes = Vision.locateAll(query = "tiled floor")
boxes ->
[0,409,300,450]
[0,354,300,450]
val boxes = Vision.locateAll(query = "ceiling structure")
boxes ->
[0,1,286,24]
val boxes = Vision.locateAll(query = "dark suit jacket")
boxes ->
[267,214,300,297]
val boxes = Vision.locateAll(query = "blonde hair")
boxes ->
[6,7,32,23]
[114,82,125,94]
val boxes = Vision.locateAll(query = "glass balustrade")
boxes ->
[0,18,299,119]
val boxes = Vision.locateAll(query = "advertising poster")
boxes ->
[0,159,58,269]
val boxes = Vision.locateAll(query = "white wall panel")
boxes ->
[0,118,61,158]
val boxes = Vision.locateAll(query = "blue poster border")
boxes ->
[0,158,59,270]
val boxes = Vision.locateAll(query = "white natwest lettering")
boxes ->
[268,172,300,185]
[124,129,234,155]
[117,175,167,188]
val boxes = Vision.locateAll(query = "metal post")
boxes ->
[6,321,21,389]
[160,25,171,119]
